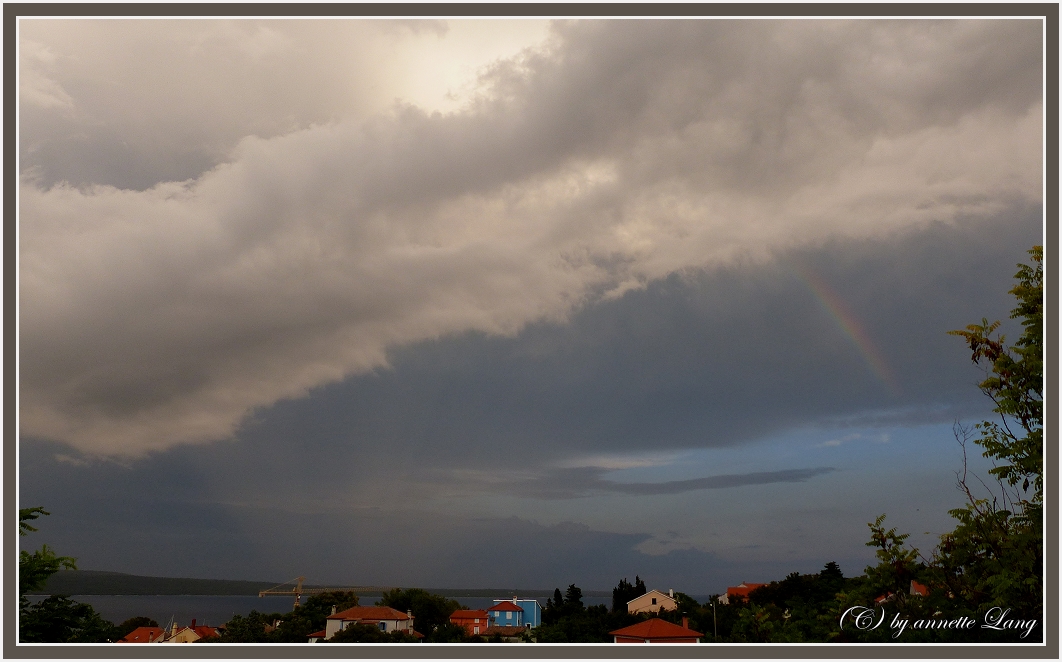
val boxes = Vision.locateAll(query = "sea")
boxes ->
[28,594,618,628]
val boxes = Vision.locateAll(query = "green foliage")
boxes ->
[217,610,285,643]
[842,246,1045,642]
[115,616,158,638]
[19,508,77,597]
[19,595,118,643]
[861,514,923,609]
[611,576,646,612]
[723,563,851,643]
[213,591,361,642]
[376,587,465,635]
[17,507,111,643]
[935,246,1043,632]
[948,245,1042,512]
[423,621,471,643]
[19,507,49,536]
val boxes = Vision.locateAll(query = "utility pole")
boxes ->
[712,597,717,642]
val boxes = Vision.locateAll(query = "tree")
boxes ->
[936,246,1043,627]
[423,621,470,643]
[947,245,1043,516]
[847,246,1044,642]
[376,588,465,635]
[611,575,647,612]
[19,595,119,643]
[19,508,76,598]
[18,507,118,642]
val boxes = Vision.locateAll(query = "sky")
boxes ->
[18,17,1044,595]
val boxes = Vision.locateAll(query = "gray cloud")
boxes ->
[19,20,1042,457]
[497,466,838,500]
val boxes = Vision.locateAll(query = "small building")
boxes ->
[450,609,490,636]
[718,582,767,605]
[487,601,524,628]
[876,579,931,604]
[169,619,219,643]
[307,629,326,643]
[491,597,542,627]
[325,605,415,640]
[610,617,702,643]
[117,626,168,643]
[627,589,678,614]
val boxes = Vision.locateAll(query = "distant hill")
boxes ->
[33,570,610,597]
[36,570,278,596]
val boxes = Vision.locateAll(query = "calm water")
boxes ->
[30,594,618,627]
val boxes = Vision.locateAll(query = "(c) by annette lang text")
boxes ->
[840,606,1038,640]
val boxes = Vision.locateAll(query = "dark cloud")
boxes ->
[20,437,851,591]
[501,466,838,500]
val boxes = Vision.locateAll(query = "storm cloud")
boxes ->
[19,19,1042,457]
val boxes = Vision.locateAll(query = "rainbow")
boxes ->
[791,263,901,395]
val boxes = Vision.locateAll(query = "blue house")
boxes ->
[489,598,542,628]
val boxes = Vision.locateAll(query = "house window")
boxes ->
[474,626,480,634]
[506,611,512,619]
[651,598,657,605]
[378,622,386,631]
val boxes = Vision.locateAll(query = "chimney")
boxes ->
[330,605,337,615]
[171,622,178,636]
[669,588,674,598]
[682,617,689,630]
[191,619,196,629]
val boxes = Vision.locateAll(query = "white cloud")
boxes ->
[19,19,1042,456]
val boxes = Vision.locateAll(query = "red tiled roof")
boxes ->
[328,606,411,621]
[488,601,523,612]
[307,629,326,639]
[117,626,166,643]
[190,625,218,639]
[451,609,490,619]
[609,618,702,640]
[726,582,767,597]
[910,580,930,597]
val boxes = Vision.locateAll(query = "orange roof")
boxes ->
[307,629,326,639]
[910,580,930,597]
[726,582,767,597]
[451,609,490,619]
[328,605,411,621]
[610,618,702,640]
[117,626,166,643]
[489,601,523,612]
[189,625,218,639]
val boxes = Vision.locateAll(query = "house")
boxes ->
[324,605,416,640]
[450,609,490,636]
[627,589,678,614]
[875,580,931,604]
[610,617,702,643]
[491,597,542,627]
[487,601,524,627]
[307,629,327,643]
[910,580,930,597]
[168,619,219,643]
[117,626,168,643]
[717,582,767,605]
